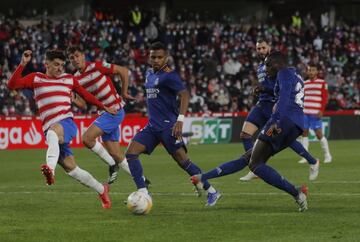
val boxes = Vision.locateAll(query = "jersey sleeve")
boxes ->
[94,61,114,75]
[73,78,105,110]
[165,72,187,93]
[7,65,35,89]
[271,69,292,122]
[321,82,329,111]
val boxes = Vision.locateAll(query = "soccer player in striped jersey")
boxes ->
[7,49,117,209]
[67,46,150,186]
[298,63,332,163]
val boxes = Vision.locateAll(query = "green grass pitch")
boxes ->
[0,140,359,242]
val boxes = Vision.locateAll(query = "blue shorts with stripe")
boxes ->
[44,117,77,160]
[303,114,322,130]
[92,109,125,142]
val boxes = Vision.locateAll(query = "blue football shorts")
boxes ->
[245,101,275,128]
[258,117,303,155]
[92,108,125,142]
[133,125,186,155]
[44,117,77,160]
[303,114,323,130]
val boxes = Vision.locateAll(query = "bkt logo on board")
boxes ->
[189,119,232,144]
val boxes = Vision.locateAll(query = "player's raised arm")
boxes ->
[7,50,35,90]
[112,65,136,101]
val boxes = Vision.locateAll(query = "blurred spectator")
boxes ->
[0,10,359,116]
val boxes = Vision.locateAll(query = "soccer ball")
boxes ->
[126,191,153,215]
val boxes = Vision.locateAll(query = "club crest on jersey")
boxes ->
[154,78,159,85]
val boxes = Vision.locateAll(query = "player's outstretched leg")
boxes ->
[289,140,320,180]
[83,128,119,182]
[126,154,148,193]
[60,156,111,209]
[249,140,308,211]
[42,125,65,185]
[191,149,251,185]
[172,148,221,206]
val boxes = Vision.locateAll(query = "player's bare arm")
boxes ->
[113,65,136,101]
[172,89,189,139]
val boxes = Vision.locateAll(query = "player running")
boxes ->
[7,49,116,209]
[192,52,309,212]
[67,46,150,186]
[125,42,221,206]
[240,39,319,181]
[298,63,332,164]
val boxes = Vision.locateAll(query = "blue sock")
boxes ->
[253,163,298,197]
[126,154,146,189]
[290,141,317,165]
[202,156,248,180]
[180,159,211,190]
[242,137,253,151]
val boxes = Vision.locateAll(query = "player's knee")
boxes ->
[63,163,77,173]
[315,132,323,140]
[240,131,252,140]
[82,134,95,148]
[125,153,139,162]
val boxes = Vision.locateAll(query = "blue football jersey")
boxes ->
[257,63,276,102]
[144,65,186,131]
[271,67,304,129]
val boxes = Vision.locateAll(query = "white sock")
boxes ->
[91,141,115,166]
[320,137,331,156]
[119,158,132,175]
[46,130,60,174]
[138,188,148,194]
[206,186,216,194]
[68,166,104,194]
[302,137,309,151]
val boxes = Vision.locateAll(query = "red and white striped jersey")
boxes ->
[75,61,123,111]
[8,65,105,131]
[303,78,328,115]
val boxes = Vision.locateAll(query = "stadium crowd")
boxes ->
[0,9,359,116]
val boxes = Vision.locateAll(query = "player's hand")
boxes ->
[104,106,117,115]
[252,85,265,96]
[317,111,323,118]
[122,92,137,102]
[266,122,282,137]
[172,121,183,139]
[20,50,32,66]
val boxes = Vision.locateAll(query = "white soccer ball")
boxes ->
[127,191,153,215]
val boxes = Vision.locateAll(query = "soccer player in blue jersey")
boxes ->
[240,39,319,181]
[125,42,221,206]
[192,52,309,212]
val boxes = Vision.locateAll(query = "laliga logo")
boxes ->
[24,122,42,145]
